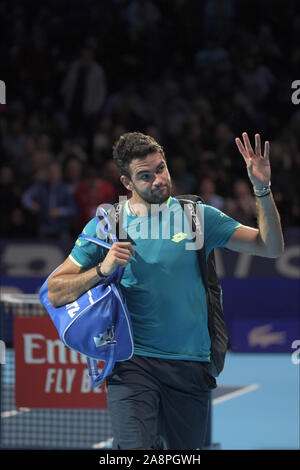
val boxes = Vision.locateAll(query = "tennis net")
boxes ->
[0,293,113,449]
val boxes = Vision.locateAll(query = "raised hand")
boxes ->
[235,132,271,190]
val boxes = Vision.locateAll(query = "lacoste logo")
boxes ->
[248,324,286,348]
[94,327,116,347]
[171,232,187,243]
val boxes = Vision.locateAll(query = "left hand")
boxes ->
[235,132,271,190]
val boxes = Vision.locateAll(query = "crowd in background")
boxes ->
[1,0,299,240]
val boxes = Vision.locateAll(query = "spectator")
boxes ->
[176,117,203,165]
[169,156,197,195]
[93,115,114,162]
[102,159,131,199]
[105,81,147,129]
[140,83,163,127]
[57,137,87,164]
[229,92,257,135]
[74,165,117,229]
[215,122,235,156]
[22,162,76,239]
[0,165,30,237]
[239,57,276,104]
[112,124,128,144]
[124,0,161,30]
[224,179,257,227]
[23,136,37,161]
[161,81,188,140]
[62,156,84,196]
[61,46,107,142]
[196,37,229,68]
[2,119,27,163]
[198,177,224,210]
[28,150,51,179]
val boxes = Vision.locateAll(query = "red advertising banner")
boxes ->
[14,317,108,408]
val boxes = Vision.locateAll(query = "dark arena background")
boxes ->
[0,0,299,458]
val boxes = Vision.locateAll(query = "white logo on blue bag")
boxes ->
[94,326,116,347]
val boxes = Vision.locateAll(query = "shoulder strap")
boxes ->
[113,200,132,242]
[176,195,208,291]
[80,209,125,283]
[87,344,116,389]
[96,200,128,242]
[176,194,205,205]
[79,233,112,250]
[109,195,209,288]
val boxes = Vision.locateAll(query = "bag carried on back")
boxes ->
[39,207,134,389]
[176,194,229,377]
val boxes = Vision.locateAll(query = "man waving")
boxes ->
[48,131,284,450]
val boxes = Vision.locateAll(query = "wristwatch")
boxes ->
[96,263,108,281]
[253,182,271,197]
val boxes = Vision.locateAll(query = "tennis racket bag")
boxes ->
[39,208,134,389]
[177,194,229,378]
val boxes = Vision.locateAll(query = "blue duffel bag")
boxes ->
[39,207,134,389]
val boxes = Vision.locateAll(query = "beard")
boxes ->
[131,179,172,205]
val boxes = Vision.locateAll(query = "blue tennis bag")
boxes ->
[39,208,134,389]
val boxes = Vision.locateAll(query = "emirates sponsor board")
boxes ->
[14,317,108,408]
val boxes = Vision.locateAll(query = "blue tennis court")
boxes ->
[212,351,299,450]
[1,349,299,450]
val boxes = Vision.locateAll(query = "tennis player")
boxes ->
[48,132,284,450]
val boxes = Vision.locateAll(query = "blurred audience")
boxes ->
[2,119,27,163]
[62,156,83,196]
[198,177,225,211]
[224,179,257,227]
[74,165,117,230]
[61,46,107,146]
[21,162,76,239]
[0,165,30,237]
[169,156,197,194]
[1,0,298,240]
[102,159,131,199]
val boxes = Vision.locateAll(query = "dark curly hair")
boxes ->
[112,132,165,178]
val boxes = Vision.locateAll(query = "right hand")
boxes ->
[100,242,135,276]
